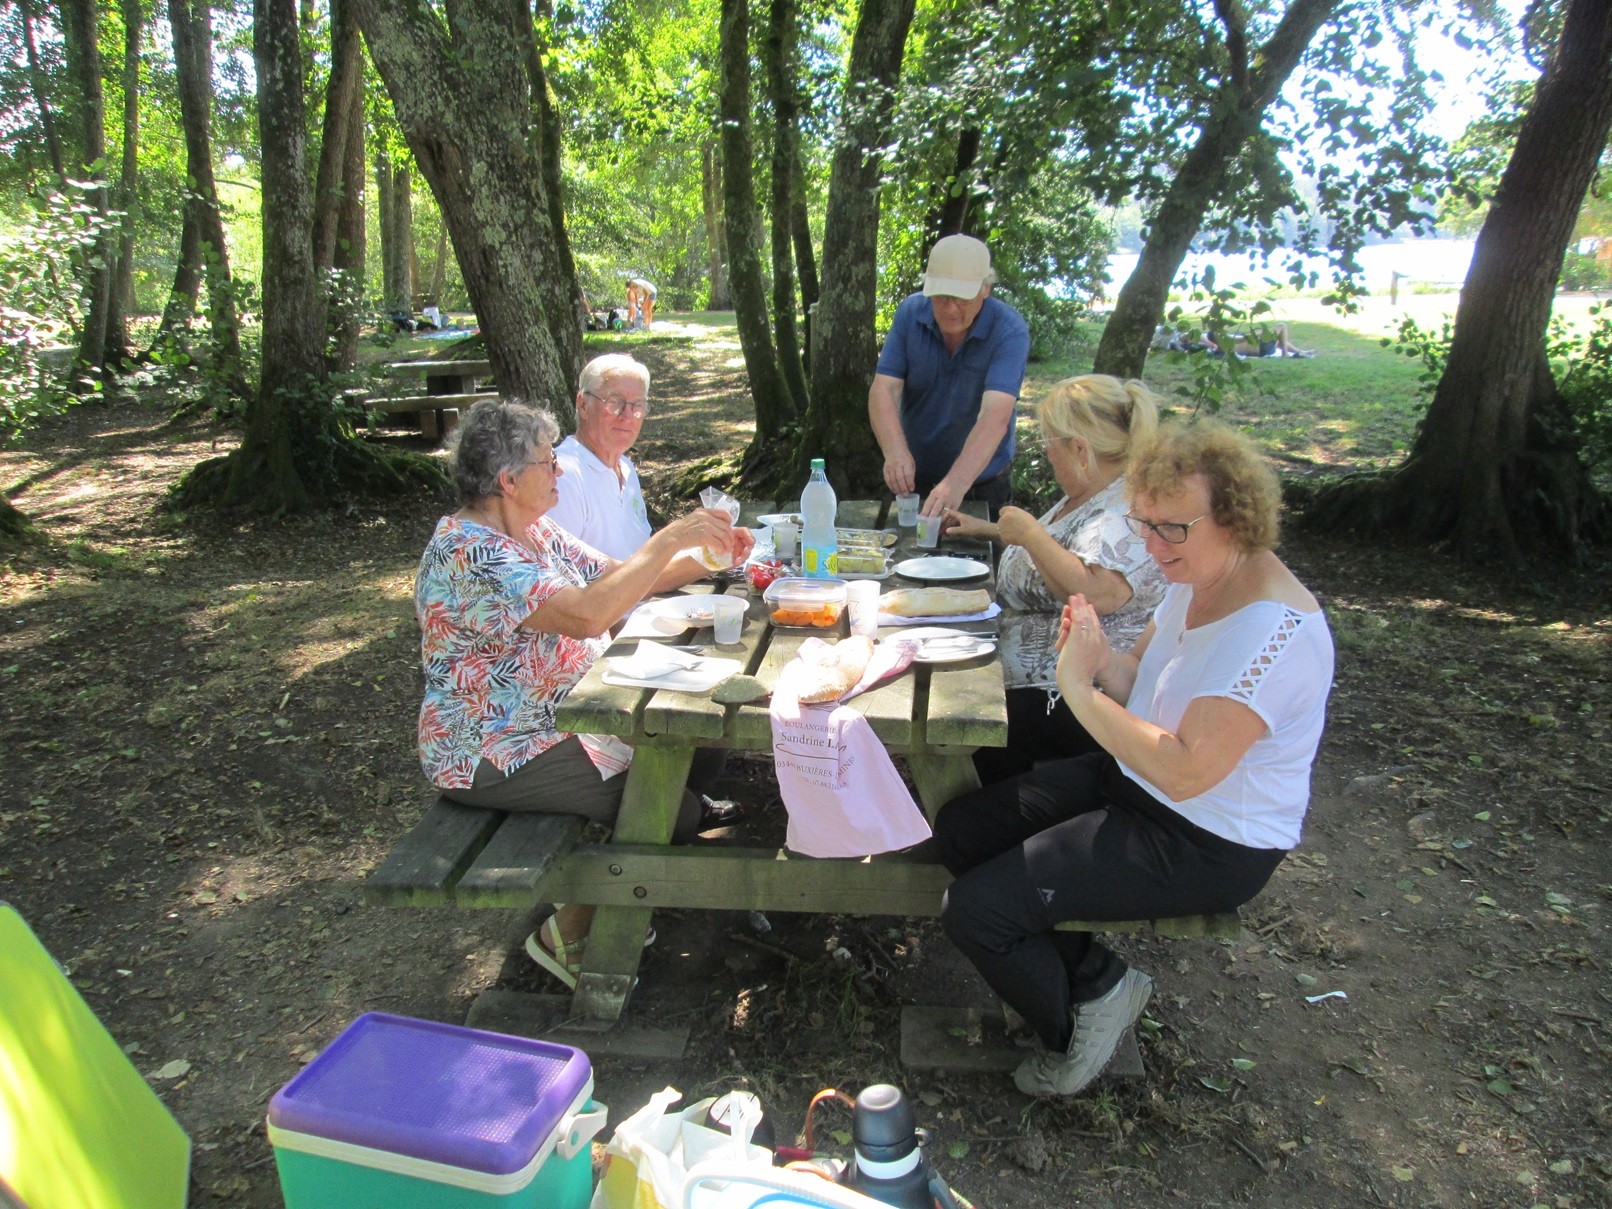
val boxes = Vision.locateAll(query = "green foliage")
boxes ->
[1159,268,1269,413]
[1558,249,1611,293]
[1551,304,1612,471]
[1382,312,1454,401]
[1386,303,1612,472]
[0,187,113,434]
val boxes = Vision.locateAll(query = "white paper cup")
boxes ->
[895,493,921,527]
[915,513,941,548]
[711,596,747,645]
[773,521,799,559]
[845,581,880,639]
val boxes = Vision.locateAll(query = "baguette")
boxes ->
[796,635,875,703]
[880,587,990,618]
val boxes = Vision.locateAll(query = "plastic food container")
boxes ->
[763,577,848,628]
[835,549,889,575]
[267,1012,606,1209]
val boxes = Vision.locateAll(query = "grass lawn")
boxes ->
[1021,290,1607,476]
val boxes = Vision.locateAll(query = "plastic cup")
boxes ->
[773,521,799,559]
[915,513,941,549]
[711,596,747,645]
[845,581,880,639]
[895,493,921,527]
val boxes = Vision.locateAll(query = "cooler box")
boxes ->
[267,1012,606,1209]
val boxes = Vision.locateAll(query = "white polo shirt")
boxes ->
[547,434,653,561]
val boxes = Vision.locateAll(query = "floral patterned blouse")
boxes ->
[415,515,611,788]
[995,477,1165,690]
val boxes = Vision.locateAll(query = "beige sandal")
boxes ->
[523,914,657,991]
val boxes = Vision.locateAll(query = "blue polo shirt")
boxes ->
[875,292,1030,485]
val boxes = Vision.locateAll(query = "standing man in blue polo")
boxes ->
[868,234,1030,520]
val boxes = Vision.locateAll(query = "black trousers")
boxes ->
[934,753,1286,1051]
[972,687,1103,785]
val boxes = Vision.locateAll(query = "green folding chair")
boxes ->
[0,903,190,1208]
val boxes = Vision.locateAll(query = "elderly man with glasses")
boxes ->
[549,353,754,587]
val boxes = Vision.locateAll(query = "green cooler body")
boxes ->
[266,1012,606,1209]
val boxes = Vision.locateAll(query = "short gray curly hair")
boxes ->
[446,397,559,505]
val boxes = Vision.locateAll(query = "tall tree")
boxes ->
[765,0,809,410]
[158,0,243,388]
[355,0,581,410]
[61,0,113,382]
[790,0,916,494]
[719,0,796,466]
[1091,0,1340,379]
[329,84,366,370]
[17,0,66,183]
[108,0,141,356]
[701,140,730,309]
[1309,0,1612,558]
[178,0,435,512]
[310,0,362,272]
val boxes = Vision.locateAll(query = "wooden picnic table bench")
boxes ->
[369,359,497,439]
[365,497,1239,1062]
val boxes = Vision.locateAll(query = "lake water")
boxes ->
[1102,238,1476,298]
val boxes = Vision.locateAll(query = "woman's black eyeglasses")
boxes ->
[1124,513,1207,544]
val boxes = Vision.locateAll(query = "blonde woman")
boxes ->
[942,374,1165,783]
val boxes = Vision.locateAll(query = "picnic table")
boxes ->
[365,497,1239,1063]
[371,359,496,439]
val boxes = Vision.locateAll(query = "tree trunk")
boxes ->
[793,0,916,496]
[931,126,981,241]
[330,100,367,370]
[719,0,797,470]
[375,154,396,308]
[390,159,415,311]
[311,0,363,272]
[62,0,113,385]
[17,0,66,184]
[1310,0,1612,559]
[1091,0,1339,380]
[429,223,449,303]
[765,0,808,412]
[155,210,203,338]
[167,0,244,386]
[527,0,584,341]
[701,140,729,309]
[109,0,142,358]
[354,0,580,412]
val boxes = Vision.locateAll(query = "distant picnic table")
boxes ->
[368,359,496,439]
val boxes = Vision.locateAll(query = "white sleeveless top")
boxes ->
[1119,583,1335,849]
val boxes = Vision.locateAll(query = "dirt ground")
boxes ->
[1,322,1608,1208]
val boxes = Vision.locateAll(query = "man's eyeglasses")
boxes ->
[1124,513,1207,544]
[584,390,649,418]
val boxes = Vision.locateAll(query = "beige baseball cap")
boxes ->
[922,234,992,299]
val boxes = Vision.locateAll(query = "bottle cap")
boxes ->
[852,1083,918,1164]
[811,458,825,470]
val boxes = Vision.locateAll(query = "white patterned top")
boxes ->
[1119,583,1335,849]
[994,478,1165,689]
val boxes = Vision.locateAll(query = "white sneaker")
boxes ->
[1013,968,1153,1097]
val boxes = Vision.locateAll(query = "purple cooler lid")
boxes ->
[267,1012,591,1176]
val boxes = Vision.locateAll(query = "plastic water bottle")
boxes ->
[800,459,838,579]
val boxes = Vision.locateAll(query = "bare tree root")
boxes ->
[169,438,447,516]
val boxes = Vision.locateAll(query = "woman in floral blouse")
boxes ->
[942,375,1165,784]
[415,398,744,986]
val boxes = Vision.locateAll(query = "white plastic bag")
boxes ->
[592,1088,772,1209]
